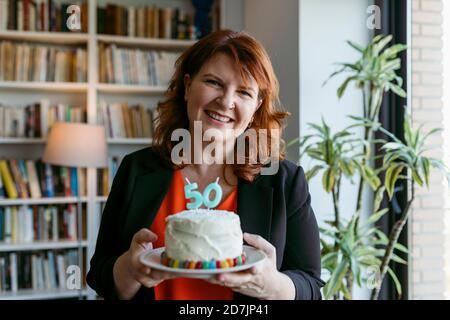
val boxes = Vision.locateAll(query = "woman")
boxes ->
[86,29,324,300]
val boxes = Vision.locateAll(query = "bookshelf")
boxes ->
[0,288,90,300]
[0,0,223,300]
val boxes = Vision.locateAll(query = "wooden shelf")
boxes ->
[0,138,45,144]
[96,83,166,94]
[0,31,89,44]
[96,196,108,203]
[0,81,88,92]
[0,0,220,300]
[0,288,89,300]
[97,34,195,49]
[0,240,88,252]
[0,136,152,147]
[0,197,88,206]
[107,138,153,145]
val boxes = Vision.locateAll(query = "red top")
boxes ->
[150,170,238,300]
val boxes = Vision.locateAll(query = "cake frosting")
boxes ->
[162,208,245,269]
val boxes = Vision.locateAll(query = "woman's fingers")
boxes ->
[243,232,275,259]
[216,271,254,287]
[139,271,175,287]
[150,269,176,281]
[132,228,158,251]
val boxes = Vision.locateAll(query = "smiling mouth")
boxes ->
[205,110,234,123]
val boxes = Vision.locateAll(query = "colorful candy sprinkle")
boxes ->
[162,253,246,269]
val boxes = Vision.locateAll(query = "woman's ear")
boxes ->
[257,98,263,110]
[184,74,191,101]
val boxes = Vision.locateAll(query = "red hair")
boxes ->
[152,29,289,182]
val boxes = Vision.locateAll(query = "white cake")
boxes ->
[162,209,245,269]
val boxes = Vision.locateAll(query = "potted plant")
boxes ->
[290,35,450,299]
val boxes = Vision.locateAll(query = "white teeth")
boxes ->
[206,111,231,123]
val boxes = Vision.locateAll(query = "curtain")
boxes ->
[374,0,409,300]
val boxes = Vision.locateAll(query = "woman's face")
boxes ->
[184,53,262,141]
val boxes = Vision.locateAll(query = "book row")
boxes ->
[0,0,88,33]
[97,155,123,197]
[97,101,155,139]
[0,159,87,199]
[0,41,87,82]
[0,204,82,243]
[0,101,86,138]
[97,3,196,40]
[98,43,178,86]
[0,249,81,292]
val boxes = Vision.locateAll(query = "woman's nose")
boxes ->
[216,92,235,110]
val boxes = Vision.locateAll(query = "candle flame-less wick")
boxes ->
[215,177,219,184]
[185,177,191,185]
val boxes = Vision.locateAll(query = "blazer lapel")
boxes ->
[123,169,173,245]
[237,179,274,242]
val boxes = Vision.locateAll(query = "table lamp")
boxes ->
[42,122,107,299]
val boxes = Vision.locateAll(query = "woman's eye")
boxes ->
[239,91,252,98]
[206,79,221,86]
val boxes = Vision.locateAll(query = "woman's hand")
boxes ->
[113,228,175,299]
[205,232,295,300]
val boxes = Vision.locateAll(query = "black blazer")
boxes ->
[86,147,325,300]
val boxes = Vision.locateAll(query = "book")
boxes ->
[0,168,5,198]
[102,167,109,196]
[0,0,8,31]
[56,253,65,289]
[9,253,18,292]
[26,160,42,199]
[44,163,55,197]
[64,205,77,240]
[3,207,12,243]
[51,207,58,241]
[0,160,18,199]
[77,167,86,197]
[47,251,57,288]
[10,206,17,243]
[0,208,4,241]
[17,160,29,193]
[70,167,78,197]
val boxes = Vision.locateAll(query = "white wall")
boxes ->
[299,0,372,224]
[221,0,245,31]
[443,0,450,301]
[299,0,373,298]
[244,0,300,161]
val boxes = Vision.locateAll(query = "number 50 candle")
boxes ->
[184,177,223,210]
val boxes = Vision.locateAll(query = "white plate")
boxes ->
[139,245,266,279]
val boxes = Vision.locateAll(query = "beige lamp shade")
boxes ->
[43,122,107,168]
